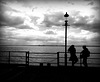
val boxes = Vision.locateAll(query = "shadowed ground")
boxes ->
[0,64,100,82]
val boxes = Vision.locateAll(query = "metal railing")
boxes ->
[0,51,100,67]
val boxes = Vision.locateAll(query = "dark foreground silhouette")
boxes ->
[68,45,78,66]
[0,64,100,81]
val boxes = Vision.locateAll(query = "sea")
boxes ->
[0,45,100,67]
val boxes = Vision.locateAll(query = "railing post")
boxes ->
[47,63,51,67]
[26,51,29,66]
[57,52,59,66]
[40,63,43,66]
[8,51,10,64]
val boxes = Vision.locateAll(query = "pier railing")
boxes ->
[0,51,100,67]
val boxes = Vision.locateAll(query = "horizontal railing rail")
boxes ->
[0,51,100,67]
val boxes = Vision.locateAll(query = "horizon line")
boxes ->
[0,45,100,47]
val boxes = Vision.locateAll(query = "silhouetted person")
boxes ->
[68,45,78,67]
[80,45,90,67]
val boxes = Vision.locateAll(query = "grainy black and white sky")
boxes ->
[0,0,100,45]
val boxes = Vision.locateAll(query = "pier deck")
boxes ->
[0,65,100,81]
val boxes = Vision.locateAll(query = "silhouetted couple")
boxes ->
[68,45,90,67]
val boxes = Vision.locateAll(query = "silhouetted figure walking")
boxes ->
[68,45,78,67]
[80,45,90,67]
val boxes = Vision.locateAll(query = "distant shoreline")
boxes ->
[0,45,100,47]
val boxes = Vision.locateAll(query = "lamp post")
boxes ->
[64,12,69,66]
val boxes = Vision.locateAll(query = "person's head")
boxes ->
[82,45,86,49]
[71,45,74,48]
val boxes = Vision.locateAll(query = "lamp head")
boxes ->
[64,12,69,17]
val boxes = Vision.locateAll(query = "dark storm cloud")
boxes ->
[0,27,17,39]
[67,1,74,5]
[44,30,57,35]
[16,0,68,2]
[68,11,89,28]
[85,0,100,7]
[88,1,94,5]
[0,3,25,27]
[84,0,92,1]
[15,25,33,29]
[72,16,89,26]
[0,0,6,4]
[41,9,100,34]
[90,19,100,32]
[41,12,64,28]
[72,17,100,33]
[67,10,100,33]
[0,2,38,29]
[92,6,100,10]
[91,2,100,11]
[70,16,89,25]
[0,16,24,27]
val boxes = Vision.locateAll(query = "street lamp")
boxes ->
[64,12,69,66]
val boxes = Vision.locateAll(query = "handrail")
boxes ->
[0,51,100,67]
[58,51,100,54]
[0,51,29,52]
[0,51,100,54]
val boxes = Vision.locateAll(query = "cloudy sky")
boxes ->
[0,0,100,45]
